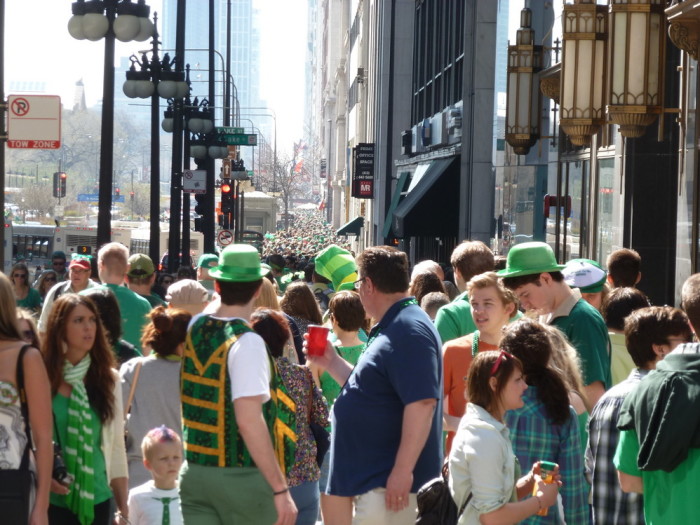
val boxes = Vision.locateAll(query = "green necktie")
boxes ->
[153,496,177,525]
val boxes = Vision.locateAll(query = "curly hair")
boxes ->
[500,318,571,425]
[43,294,116,423]
[141,306,192,357]
[280,281,323,325]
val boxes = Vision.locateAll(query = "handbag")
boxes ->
[306,369,330,467]
[415,460,471,525]
[0,344,35,525]
[123,359,143,449]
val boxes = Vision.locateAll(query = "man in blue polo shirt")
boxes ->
[308,246,442,524]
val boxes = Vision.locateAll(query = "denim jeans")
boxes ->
[290,480,320,525]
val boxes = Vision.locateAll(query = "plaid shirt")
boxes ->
[505,387,589,525]
[585,369,646,525]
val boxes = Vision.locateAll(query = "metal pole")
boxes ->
[225,0,232,127]
[97,0,117,249]
[182,129,190,268]
[149,12,161,265]
[0,0,5,262]
[203,0,216,254]
[168,0,186,273]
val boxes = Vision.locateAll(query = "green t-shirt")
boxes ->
[320,343,366,409]
[434,292,475,344]
[141,292,167,309]
[434,291,524,345]
[50,393,112,508]
[104,283,151,353]
[552,299,612,388]
[17,287,42,310]
[614,429,700,524]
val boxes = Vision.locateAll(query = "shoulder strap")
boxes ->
[124,359,144,420]
[442,459,472,517]
[16,344,34,471]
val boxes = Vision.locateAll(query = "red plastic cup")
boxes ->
[307,325,330,356]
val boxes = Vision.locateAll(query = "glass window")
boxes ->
[596,157,621,262]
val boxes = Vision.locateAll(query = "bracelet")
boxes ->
[534,495,543,511]
[273,487,289,496]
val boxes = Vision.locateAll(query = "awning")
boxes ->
[382,171,411,239]
[336,216,365,236]
[392,157,459,238]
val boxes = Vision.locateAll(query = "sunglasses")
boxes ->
[490,350,515,376]
[45,276,57,282]
[12,273,27,279]
[53,262,65,267]
[21,330,34,341]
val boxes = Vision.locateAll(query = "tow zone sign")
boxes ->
[7,95,61,149]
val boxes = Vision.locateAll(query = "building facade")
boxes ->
[311,0,700,307]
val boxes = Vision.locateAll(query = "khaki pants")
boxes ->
[180,462,277,525]
[352,488,418,525]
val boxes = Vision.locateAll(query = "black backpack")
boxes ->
[415,461,470,525]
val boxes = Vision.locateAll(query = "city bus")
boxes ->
[129,226,204,269]
[4,223,132,271]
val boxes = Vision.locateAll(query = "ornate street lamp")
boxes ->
[505,8,543,155]
[122,13,187,264]
[560,0,607,147]
[608,0,666,138]
[67,0,153,249]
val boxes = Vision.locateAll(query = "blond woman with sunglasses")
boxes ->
[10,262,42,312]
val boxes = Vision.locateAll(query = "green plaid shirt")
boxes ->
[505,386,589,525]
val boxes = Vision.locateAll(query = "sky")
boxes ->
[3,0,307,155]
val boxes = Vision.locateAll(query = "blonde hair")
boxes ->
[255,278,281,310]
[98,242,129,276]
[0,273,22,341]
[141,425,182,461]
[543,324,587,401]
[466,272,518,309]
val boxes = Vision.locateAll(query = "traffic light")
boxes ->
[194,193,208,232]
[53,172,67,198]
[115,187,121,197]
[221,182,233,214]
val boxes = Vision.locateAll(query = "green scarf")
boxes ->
[63,354,95,525]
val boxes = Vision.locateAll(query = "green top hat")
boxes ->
[562,258,607,293]
[497,242,566,279]
[315,244,357,291]
[208,244,267,282]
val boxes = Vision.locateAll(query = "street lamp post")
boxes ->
[123,12,188,264]
[67,0,154,249]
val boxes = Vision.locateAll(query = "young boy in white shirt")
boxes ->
[127,426,184,525]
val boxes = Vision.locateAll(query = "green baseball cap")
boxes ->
[197,253,219,269]
[497,242,566,279]
[127,253,155,277]
[208,244,267,282]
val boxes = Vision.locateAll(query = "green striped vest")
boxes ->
[181,316,297,471]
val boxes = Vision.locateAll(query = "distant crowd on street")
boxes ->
[1,208,699,525]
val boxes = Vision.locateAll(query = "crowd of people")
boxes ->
[2,208,700,524]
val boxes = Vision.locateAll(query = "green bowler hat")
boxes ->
[497,242,566,278]
[208,244,268,282]
[315,244,358,291]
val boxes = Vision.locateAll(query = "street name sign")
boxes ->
[221,133,257,146]
[216,127,244,134]
[7,95,62,149]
